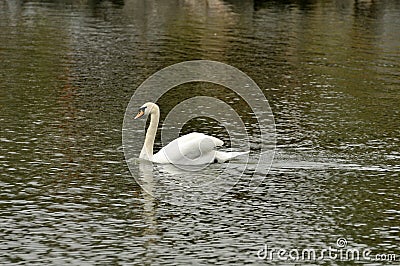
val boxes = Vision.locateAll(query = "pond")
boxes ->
[1,0,399,264]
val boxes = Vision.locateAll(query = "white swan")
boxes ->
[134,102,249,165]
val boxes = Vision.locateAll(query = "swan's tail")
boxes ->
[215,151,249,163]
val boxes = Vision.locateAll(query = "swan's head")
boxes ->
[134,102,158,119]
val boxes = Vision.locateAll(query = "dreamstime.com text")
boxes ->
[257,238,398,263]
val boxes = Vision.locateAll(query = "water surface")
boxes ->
[1,0,399,264]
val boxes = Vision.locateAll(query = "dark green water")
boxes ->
[1,0,399,265]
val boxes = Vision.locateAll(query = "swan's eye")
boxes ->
[134,108,146,119]
[134,106,148,119]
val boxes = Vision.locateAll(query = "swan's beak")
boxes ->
[134,110,145,119]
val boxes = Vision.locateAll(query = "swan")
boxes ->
[134,102,249,165]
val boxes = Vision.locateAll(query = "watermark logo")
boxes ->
[257,238,398,262]
[336,237,347,249]
[122,60,276,205]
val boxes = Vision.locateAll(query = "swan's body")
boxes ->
[134,102,248,165]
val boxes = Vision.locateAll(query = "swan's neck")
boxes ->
[141,107,159,160]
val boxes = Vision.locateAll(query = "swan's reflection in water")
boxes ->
[132,158,248,205]
[139,161,157,264]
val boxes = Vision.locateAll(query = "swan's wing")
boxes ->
[153,132,223,164]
